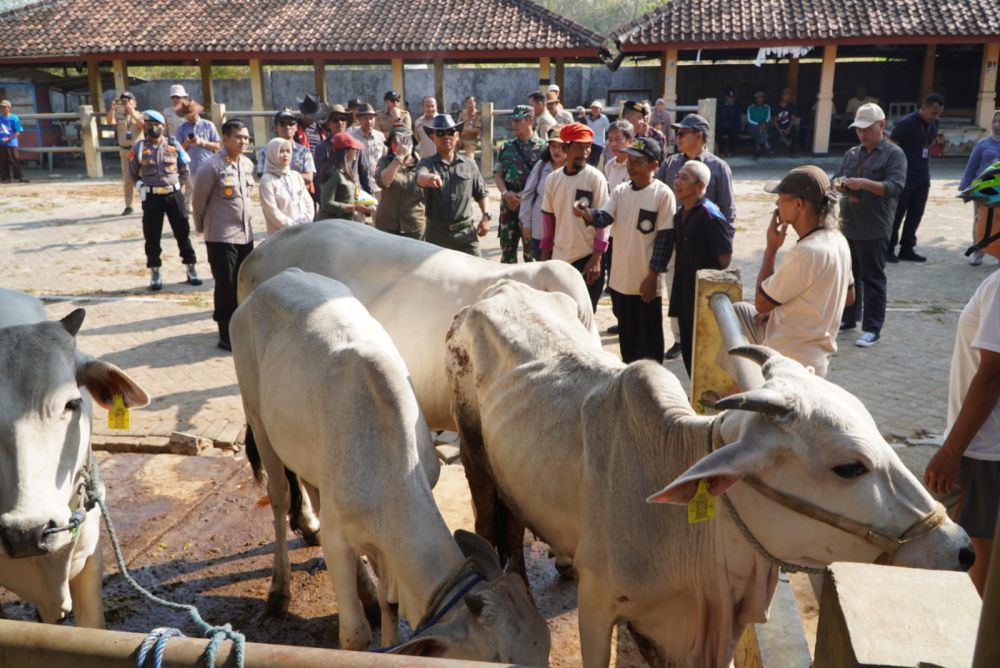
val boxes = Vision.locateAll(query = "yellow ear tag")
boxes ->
[108,393,130,430]
[687,480,716,524]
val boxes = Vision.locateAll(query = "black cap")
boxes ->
[763,166,832,203]
[384,90,401,102]
[622,99,648,115]
[671,113,711,133]
[347,98,364,110]
[624,137,663,162]
[273,109,298,125]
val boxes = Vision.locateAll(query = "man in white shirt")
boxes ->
[162,84,189,137]
[585,100,610,167]
[412,96,439,159]
[529,92,556,140]
[348,103,387,201]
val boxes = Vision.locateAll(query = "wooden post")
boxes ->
[199,60,214,110]
[481,100,494,175]
[79,105,103,179]
[975,42,999,132]
[921,44,938,101]
[111,59,128,96]
[698,98,717,154]
[391,58,406,112]
[787,57,800,96]
[662,48,679,108]
[249,59,268,147]
[86,61,103,113]
[210,102,227,132]
[538,56,551,91]
[313,60,327,103]
[812,44,837,155]
[555,58,565,98]
[433,57,445,110]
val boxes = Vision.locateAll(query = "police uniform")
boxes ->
[128,134,198,273]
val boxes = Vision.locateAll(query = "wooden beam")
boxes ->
[555,58,565,99]
[920,45,937,100]
[786,57,800,97]
[975,42,999,132]
[538,57,551,91]
[433,57,445,110]
[313,60,326,103]
[199,60,214,110]
[391,58,406,114]
[249,59,268,148]
[662,48,679,108]
[86,61,103,113]
[812,44,837,155]
[111,59,128,95]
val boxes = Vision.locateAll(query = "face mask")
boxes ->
[144,126,163,139]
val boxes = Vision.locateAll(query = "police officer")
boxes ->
[128,110,203,290]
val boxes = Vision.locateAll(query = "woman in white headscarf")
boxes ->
[259,137,314,234]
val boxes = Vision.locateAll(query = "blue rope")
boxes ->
[86,455,246,668]
[136,627,185,668]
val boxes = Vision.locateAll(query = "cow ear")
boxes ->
[76,356,151,410]
[60,309,86,337]
[454,529,502,581]
[464,591,486,617]
[647,439,771,505]
[388,635,450,657]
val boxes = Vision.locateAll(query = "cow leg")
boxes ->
[296,480,321,546]
[375,561,399,647]
[322,528,371,650]
[356,557,381,629]
[456,424,499,547]
[68,550,105,629]
[577,574,615,668]
[255,424,293,616]
[497,501,528,583]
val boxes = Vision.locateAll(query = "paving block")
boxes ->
[814,562,980,668]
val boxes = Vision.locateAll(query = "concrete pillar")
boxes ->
[313,60,326,103]
[111,59,128,95]
[975,42,999,132]
[433,58,445,110]
[662,48,679,108]
[538,56,551,91]
[973,510,1000,666]
[698,98,717,154]
[86,61,103,113]
[79,105,103,178]
[921,44,937,101]
[249,59,268,147]
[481,100,494,175]
[391,58,406,113]
[787,57,800,96]
[812,44,837,155]
[555,58,565,98]
[210,102,227,132]
[199,60,214,110]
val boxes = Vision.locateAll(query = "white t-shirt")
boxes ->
[603,180,674,296]
[946,269,1000,460]
[759,227,852,377]
[604,155,629,191]
[542,165,609,263]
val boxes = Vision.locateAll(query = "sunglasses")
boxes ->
[278,120,298,127]
[434,129,458,137]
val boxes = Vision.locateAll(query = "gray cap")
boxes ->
[671,113,710,133]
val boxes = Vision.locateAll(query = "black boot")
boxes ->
[217,322,232,351]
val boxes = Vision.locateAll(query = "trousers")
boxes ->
[141,190,196,268]
[890,180,930,251]
[842,238,887,335]
[611,290,664,363]
[0,146,23,180]
[570,254,605,313]
[206,241,254,344]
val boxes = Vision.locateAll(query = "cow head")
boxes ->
[0,309,149,559]
[389,530,550,666]
[650,345,973,572]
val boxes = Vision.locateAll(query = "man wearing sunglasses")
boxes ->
[416,114,490,256]
[257,109,316,196]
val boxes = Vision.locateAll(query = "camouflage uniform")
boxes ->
[495,135,544,263]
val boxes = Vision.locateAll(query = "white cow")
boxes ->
[445,280,974,668]
[236,219,598,430]
[230,269,550,664]
[0,288,149,627]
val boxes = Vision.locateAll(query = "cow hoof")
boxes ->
[265,592,291,617]
[555,560,577,580]
[301,529,321,547]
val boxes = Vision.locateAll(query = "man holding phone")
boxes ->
[176,100,220,216]
[375,123,425,239]
[105,91,144,213]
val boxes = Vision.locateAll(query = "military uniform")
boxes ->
[375,108,412,135]
[416,152,487,256]
[128,137,198,270]
[494,135,544,263]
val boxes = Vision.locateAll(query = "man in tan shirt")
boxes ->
[192,119,255,351]
[375,90,411,135]
[413,96,439,159]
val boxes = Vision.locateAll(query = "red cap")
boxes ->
[559,123,595,144]
[332,132,364,151]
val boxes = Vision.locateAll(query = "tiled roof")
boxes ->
[616,0,1000,48]
[0,0,603,61]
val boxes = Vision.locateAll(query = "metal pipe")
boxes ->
[0,619,525,668]
[709,291,765,391]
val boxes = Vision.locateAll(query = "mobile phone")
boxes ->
[188,133,195,140]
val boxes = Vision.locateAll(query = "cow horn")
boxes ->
[60,308,86,337]
[714,388,791,418]
[728,344,780,367]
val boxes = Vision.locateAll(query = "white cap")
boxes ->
[169,84,189,98]
[590,100,604,109]
[849,103,885,129]
[547,84,560,94]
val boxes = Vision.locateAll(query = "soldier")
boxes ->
[494,105,545,263]
[128,109,202,291]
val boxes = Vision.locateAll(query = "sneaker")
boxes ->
[897,248,926,262]
[607,324,620,335]
[970,250,984,267]
[855,331,880,348]
[148,268,162,291]
[665,342,682,359]
[122,207,133,216]
[217,340,232,352]
[185,263,203,286]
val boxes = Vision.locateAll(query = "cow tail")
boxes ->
[245,424,264,484]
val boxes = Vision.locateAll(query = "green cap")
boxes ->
[510,104,533,120]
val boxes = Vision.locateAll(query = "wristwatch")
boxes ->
[481,212,492,220]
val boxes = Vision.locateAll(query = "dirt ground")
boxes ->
[0,156,986,665]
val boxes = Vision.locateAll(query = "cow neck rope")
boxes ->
[80,452,247,668]
[42,450,98,537]
[707,417,948,573]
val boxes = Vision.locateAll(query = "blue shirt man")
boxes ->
[176,115,220,175]
[0,99,27,182]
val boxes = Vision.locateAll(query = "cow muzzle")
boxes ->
[0,520,57,558]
